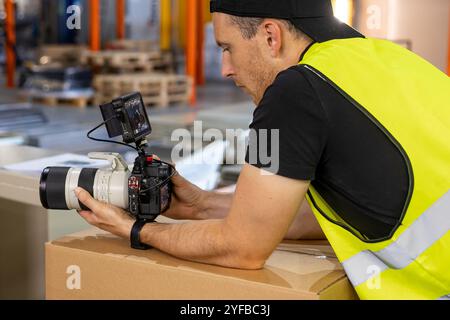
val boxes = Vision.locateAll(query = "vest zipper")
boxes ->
[303,64,414,244]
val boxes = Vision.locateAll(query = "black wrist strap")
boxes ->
[130,219,151,250]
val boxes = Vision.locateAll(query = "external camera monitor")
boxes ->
[100,92,152,144]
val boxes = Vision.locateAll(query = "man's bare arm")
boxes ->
[285,200,325,240]
[198,191,325,240]
[160,170,324,240]
[139,164,310,269]
[197,191,233,220]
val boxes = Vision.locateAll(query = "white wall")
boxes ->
[355,0,449,72]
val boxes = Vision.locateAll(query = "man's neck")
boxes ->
[290,38,314,63]
[277,38,314,72]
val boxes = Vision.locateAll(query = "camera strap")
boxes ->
[130,219,152,250]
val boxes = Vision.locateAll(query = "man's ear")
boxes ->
[262,20,282,58]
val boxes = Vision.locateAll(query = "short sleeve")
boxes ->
[245,66,329,180]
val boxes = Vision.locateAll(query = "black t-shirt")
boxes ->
[245,65,409,240]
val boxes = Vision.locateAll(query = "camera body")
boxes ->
[40,92,173,222]
[128,151,172,221]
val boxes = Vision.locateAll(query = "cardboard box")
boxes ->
[45,228,358,300]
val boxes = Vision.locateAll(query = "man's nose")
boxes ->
[221,55,234,78]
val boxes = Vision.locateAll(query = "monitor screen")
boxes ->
[124,95,151,138]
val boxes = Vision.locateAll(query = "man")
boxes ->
[76,0,450,299]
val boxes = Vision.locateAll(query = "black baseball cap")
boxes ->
[210,0,364,43]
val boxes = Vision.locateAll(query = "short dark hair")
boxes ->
[229,16,307,40]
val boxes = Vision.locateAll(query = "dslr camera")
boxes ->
[39,93,174,248]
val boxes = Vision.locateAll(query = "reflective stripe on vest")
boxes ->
[342,191,450,287]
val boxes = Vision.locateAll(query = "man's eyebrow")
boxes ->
[216,41,230,48]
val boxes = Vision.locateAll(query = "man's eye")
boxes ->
[222,48,230,53]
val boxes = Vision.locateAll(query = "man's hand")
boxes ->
[75,187,134,239]
[162,172,209,220]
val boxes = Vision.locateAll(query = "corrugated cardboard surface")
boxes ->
[46,229,358,300]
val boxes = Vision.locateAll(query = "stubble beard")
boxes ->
[249,66,278,105]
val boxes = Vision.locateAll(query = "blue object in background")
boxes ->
[58,0,82,44]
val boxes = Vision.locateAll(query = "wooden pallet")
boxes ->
[28,95,91,108]
[151,52,174,72]
[107,39,158,52]
[38,44,87,65]
[80,50,173,73]
[93,73,190,96]
[93,73,192,108]
[21,90,94,108]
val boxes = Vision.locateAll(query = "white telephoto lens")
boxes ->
[93,169,130,209]
[63,168,130,211]
[65,168,83,210]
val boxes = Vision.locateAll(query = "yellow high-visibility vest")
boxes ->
[300,38,450,300]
